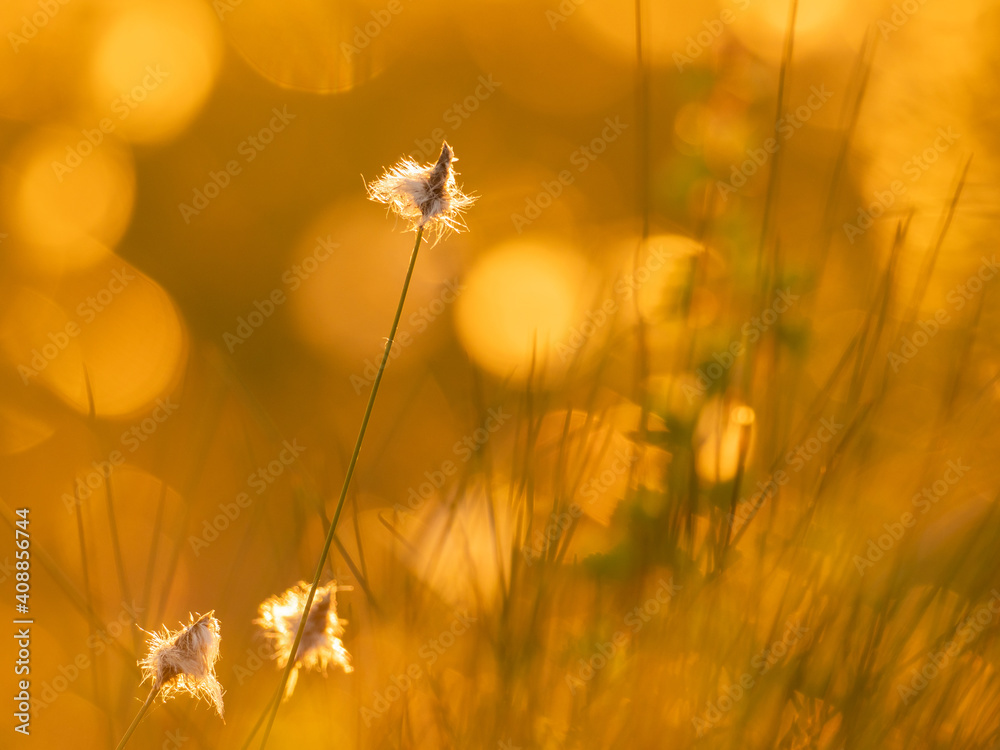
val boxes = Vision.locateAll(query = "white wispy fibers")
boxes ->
[139,611,225,717]
[256,581,353,699]
[256,140,476,746]
[117,612,224,750]
[367,141,477,243]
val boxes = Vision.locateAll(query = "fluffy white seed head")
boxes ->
[367,142,477,244]
[256,581,353,699]
[139,611,225,718]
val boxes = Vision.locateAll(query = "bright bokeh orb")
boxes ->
[695,397,755,483]
[404,480,513,612]
[1,262,187,418]
[89,0,223,144]
[4,129,134,273]
[82,269,187,418]
[290,200,464,369]
[0,289,85,406]
[220,0,398,93]
[729,0,864,63]
[455,240,590,381]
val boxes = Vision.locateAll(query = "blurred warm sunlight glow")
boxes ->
[2,0,999,748]
[455,239,589,380]
[728,0,863,61]
[291,200,464,365]
[2,263,187,417]
[5,129,134,272]
[88,0,223,144]
[695,397,755,483]
[220,0,397,93]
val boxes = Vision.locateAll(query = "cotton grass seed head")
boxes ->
[139,611,224,718]
[367,141,476,243]
[256,581,353,699]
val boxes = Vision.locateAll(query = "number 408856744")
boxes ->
[14,509,29,614]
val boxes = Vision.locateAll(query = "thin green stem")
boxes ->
[115,686,157,750]
[241,683,282,750]
[257,226,425,748]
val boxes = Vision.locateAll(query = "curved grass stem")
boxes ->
[256,226,425,748]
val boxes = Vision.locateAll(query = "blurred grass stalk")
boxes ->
[253,139,475,746]
[255,225,425,748]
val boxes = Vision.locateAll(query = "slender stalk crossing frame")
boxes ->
[256,226,425,748]
[115,686,158,750]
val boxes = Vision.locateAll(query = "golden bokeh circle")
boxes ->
[455,239,591,381]
[89,0,223,144]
